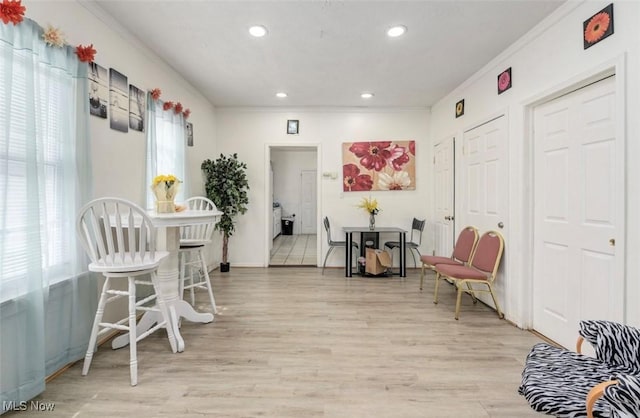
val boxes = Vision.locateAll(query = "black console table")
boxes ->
[342,226,407,278]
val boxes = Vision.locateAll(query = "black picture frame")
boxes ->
[455,99,465,118]
[497,67,512,95]
[287,119,299,135]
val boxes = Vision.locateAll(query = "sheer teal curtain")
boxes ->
[145,96,186,209]
[0,18,94,412]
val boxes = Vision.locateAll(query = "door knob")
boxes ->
[609,238,615,246]
[444,216,454,221]
[497,222,504,229]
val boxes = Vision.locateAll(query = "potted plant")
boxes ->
[201,153,249,272]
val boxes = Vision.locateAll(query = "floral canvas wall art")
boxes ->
[342,140,416,192]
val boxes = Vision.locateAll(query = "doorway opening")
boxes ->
[266,144,320,267]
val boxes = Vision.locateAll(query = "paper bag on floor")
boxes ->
[365,248,392,275]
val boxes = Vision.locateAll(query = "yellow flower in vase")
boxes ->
[357,196,381,230]
[357,196,380,215]
[151,174,182,213]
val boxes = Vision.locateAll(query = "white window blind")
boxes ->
[0,50,74,301]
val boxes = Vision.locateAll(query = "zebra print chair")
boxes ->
[519,320,640,418]
[587,374,640,418]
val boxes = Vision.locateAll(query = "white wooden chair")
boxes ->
[178,196,217,314]
[76,197,176,386]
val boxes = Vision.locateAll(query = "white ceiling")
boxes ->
[91,0,565,108]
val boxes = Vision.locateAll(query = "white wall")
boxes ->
[24,1,218,205]
[429,1,640,327]
[272,149,317,234]
[216,109,430,267]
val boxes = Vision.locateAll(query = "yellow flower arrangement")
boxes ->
[152,174,179,188]
[357,196,380,215]
[151,174,181,212]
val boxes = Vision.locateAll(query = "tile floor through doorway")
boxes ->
[270,234,317,266]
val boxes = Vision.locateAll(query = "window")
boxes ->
[145,100,186,209]
[0,50,76,300]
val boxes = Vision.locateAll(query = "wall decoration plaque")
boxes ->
[455,99,464,118]
[497,67,512,94]
[583,3,614,50]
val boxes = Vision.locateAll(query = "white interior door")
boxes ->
[460,115,508,308]
[300,170,317,234]
[533,76,623,349]
[434,137,455,256]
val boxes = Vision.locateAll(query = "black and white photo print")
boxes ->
[89,62,108,118]
[109,68,129,133]
[129,84,145,132]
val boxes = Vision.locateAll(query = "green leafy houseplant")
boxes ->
[201,153,249,271]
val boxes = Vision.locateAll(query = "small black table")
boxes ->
[343,226,407,277]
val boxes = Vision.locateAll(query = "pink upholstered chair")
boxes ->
[419,226,478,290]
[434,230,504,320]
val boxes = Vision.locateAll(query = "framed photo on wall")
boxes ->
[88,62,108,118]
[128,84,145,132]
[287,119,299,135]
[455,99,465,118]
[186,122,193,147]
[497,68,512,94]
[583,3,614,50]
[109,68,129,133]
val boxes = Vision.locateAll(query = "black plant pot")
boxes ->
[220,262,230,273]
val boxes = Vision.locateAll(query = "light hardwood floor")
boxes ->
[11,268,544,417]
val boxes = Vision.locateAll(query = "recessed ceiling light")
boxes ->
[249,25,268,37]
[276,92,288,98]
[387,25,407,38]
[361,92,374,99]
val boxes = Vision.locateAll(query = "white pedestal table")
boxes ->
[112,209,222,353]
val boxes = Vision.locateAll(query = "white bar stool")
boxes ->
[76,198,177,386]
[178,197,218,314]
